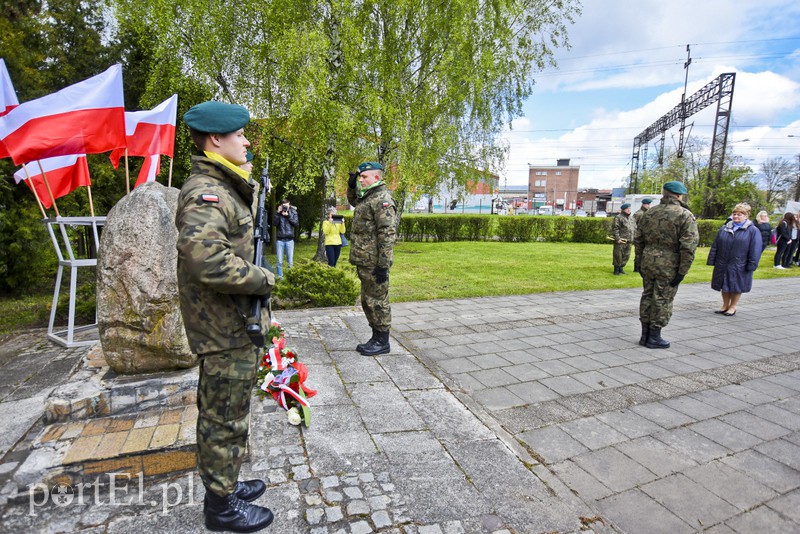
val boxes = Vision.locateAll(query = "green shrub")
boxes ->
[696,219,726,247]
[273,259,360,308]
[571,218,612,244]
[496,217,535,242]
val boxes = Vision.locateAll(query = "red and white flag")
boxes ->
[109,94,178,187]
[13,154,91,209]
[0,64,125,165]
[0,59,18,117]
[0,58,20,159]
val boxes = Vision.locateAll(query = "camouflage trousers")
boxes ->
[639,277,680,328]
[357,266,391,332]
[613,242,632,267]
[196,346,259,497]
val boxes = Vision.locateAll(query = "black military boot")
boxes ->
[361,330,390,356]
[638,322,650,346]
[356,329,377,353]
[204,489,274,533]
[613,266,621,275]
[645,326,670,349]
[619,267,627,274]
[204,480,266,512]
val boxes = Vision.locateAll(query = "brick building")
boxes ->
[528,159,580,211]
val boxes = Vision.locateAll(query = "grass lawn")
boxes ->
[1,238,797,335]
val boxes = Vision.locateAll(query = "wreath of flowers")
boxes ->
[256,320,317,426]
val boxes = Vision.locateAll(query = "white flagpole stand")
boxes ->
[44,215,106,347]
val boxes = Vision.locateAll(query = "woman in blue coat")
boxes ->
[707,203,762,316]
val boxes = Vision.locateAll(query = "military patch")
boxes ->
[202,194,219,203]
[382,202,390,207]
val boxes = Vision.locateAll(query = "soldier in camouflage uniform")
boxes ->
[612,203,634,275]
[347,161,397,356]
[633,181,698,349]
[175,101,275,533]
[632,198,652,273]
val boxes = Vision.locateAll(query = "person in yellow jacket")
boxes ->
[322,206,347,267]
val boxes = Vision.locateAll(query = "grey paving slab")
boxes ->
[517,425,589,464]
[572,370,623,390]
[684,461,778,511]
[749,403,800,431]
[662,395,726,420]
[472,386,526,411]
[472,367,520,388]
[596,489,694,534]
[722,450,800,494]
[765,488,800,523]
[688,389,752,414]
[596,409,665,439]
[549,460,613,501]
[653,427,730,463]
[614,436,699,477]
[688,419,763,451]
[539,375,593,396]
[630,402,696,428]
[641,473,739,529]
[725,504,799,534]
[572,447,658,492]
[755,439,800,471]
[504,381,559,404]
[719,410,792,441]
[559,417,629,450]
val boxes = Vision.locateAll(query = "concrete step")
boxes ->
[15,405,197,491]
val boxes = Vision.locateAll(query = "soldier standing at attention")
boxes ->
[176,101,275,533]
[612,203,634,275]
[634,181,698,349]
[633,197,652,225]
[632,197,652,273]
[348,162,397,356]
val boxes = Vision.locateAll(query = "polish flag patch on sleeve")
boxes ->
[382,201,390,207]
[202,194,219,203]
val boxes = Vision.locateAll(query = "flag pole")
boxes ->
[124,148,130,194]
[21,163,48,219]
[168,157,174,188]
[36,160,60,217]
[86,186,96,218]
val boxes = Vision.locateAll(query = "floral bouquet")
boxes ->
[256,320,317,427]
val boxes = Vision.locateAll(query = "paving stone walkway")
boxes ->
[1,276,799,533]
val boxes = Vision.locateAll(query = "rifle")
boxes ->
[245,158,272,348]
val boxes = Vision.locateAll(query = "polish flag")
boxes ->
[0,64,125,165]
[0,58,20,159]
[109,94,177,187]
[13,154,91,209]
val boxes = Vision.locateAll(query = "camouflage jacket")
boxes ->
[633,195,698,280]
[347,182,397,269]
[633,208,647,226]
[612,213,635,242]
[175,156,274,355]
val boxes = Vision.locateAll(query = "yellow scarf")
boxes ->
[204,150,250,180]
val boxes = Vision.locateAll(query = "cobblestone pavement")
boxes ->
[1,276,799,532]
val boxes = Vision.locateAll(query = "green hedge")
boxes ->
[342,213,725,245]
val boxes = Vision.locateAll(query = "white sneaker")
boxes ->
[774,265,785,269]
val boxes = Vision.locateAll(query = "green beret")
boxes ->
[183,101,250,134]
[245,150,254,162]
[358,161,384,173]
[663,181,688,195]
[621,203,631,210]
[641,198,652,204]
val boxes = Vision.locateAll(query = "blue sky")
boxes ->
[500,0,800,189]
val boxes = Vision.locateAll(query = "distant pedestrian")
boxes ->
[707,203,761,316]
[754,211,772,254]
[273,198,298,279]
[633,181,698,349]
[773,212,796,269]
[348,161,397,356]
[322,207,347,267]
[612,203,634,275]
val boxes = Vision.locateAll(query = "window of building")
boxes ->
[555,171,562,175]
